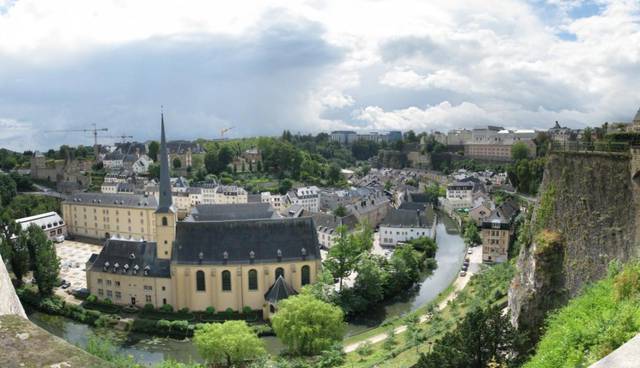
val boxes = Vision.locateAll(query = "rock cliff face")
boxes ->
[509,151,640,342]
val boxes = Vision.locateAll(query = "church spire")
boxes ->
[157,110,174,213]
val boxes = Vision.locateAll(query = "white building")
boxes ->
[379,208,436,247]
[15,212,67,241]
[196,182,219,204]
[131,154,153,175]
[287,186,320,213]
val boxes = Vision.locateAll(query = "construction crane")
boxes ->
[220,126,234,139]
[45,123,109,158]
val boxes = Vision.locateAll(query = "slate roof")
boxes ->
[311,212,359,232]
[380,207,435,228]
[89,239,170,278]
[398,202,428,211]
[265,275,298,304]
[173,217,321,265]
[185,203,276,222]
[481,199,519,228]
[65,192,157,209]
[407,192,429,203]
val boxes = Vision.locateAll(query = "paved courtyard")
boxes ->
[54,240,102,300]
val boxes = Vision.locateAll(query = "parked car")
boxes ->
[461,264,468,272]
[61,282,71,289]
[459,270,467,277]
[71,288,90,299]
[54,235,65,243]
[467,248,473,255]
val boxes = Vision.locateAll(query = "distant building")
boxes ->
[311,212,359,249]
[548,121,576,143]
[464,126,537,161]
[330,131,357,145]
[15,212,67,241]
[379,207,437,247]
[261,192,286,210]
[481,200,519,263]
[214,185,248,204]
[287,186,320,213]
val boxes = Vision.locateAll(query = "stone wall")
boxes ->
[509,150,640,343]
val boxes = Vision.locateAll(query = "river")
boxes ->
[28,211,465,366]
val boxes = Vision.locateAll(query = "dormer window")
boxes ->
[223,251,229,260]
[249,250,255,259]
[144,265,150,276]
[277,249,282,261]
[301,248,307,256]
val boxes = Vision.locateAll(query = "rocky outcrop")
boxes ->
[509,150,640,343]
[0,255,26,318]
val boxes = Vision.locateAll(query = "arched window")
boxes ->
[248,269,258,290]
[196,270,206,291]
[222,270,232,291]
[162,216,168,226]
[275,267,285,280]
[301,265,311,286]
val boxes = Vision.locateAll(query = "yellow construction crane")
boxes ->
[220,126,234,139]
[45,123,109,158]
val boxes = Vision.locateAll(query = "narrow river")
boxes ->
[28,211,465,365]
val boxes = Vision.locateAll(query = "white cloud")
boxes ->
[0,0,639,149]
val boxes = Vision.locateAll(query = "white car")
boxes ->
[467,248,473,255]
[54,235,65,243]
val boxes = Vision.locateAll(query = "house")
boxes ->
[311,213,359,249]
[287,186,320,213]
[85,115,320,316]
[131,155,153,175]
[15,212,67,241]
[379,207,436,247]
[261,192,286,210]
[481,200,519,263]
[469,201,494,226]
[213,185,248,204]
[344,190,391,227]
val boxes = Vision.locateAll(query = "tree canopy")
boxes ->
[193,321,266,368]
[272,294,346,356]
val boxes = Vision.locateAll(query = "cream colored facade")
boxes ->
[213,186,248,204]
[62,202,156,241]
[170,260,320,312]
[87,270,172,307]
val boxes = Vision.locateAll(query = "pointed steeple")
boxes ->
[157,110,174,213]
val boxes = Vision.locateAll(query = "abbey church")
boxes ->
[84,115,321,316]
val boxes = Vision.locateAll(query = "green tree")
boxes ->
[415,306,523,368]
[148,163,160,180]
[582,127,593,144]
[272,294,346,356]
[352,254,388,309]
[326,164,342,185]
[148,141,160,161]
[28,225,60,296]
[0,174,17,206]
[324,226,362,290]
[193,321,266,368]
[424,183,442,207]
[204,150,219,174]
[463,222,481,246]
[332,205,347,217]
[278,179,292,195]
[511,141,530,161]
[9,230,31,286]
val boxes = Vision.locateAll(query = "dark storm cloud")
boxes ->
[0,16,344,150]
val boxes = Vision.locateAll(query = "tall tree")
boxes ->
[272,294,346,356]
[28,225,60,296]
[148,141,160,161]
[511,142,530,161]
[324,226,362,290]
[193,321,266,368]
[463,222,481,246]
[0,174,17,206]
[9,230,30,286]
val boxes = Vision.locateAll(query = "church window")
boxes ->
[248,269,258,290]
[196,270,206,291]
[222,270,232,291]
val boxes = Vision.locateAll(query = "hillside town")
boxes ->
[3,2,640,368]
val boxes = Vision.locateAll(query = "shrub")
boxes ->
[39,297,65,314]
[86,294,97,303]
[157,319,172,331]
[225,307,234,317]
[206,306,216,315]
[102,298,113,305]
[143,303,155,312]
[160,304,174,313]
[613,263,640,301]
[171,320,189,334]
[242,306,253,314]
[179,307,190,314]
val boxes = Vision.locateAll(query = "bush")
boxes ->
[160,304,174,313]
[86,294,97,303]
[39,297,65,314]
[102,298,113,305]
[179,307,190,313]
[171,320,189,334]
[206,306,216,315]
[242,306,253,314]
[157,319,172,331]
[143,303,155,312]
[225,307,234,317]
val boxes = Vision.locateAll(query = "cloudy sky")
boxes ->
[0,0,639,151]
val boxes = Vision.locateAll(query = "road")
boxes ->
[343,245,482,353]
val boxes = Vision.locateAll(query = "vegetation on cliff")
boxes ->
[524,262,640,368]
